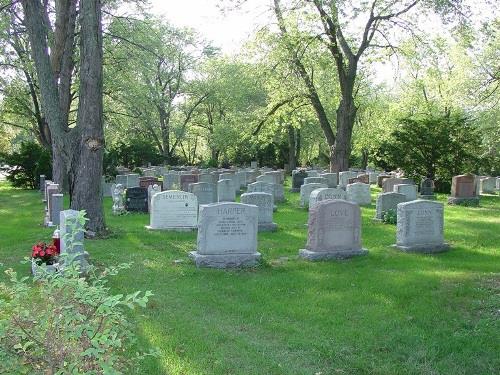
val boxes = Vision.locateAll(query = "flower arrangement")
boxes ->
[32,242,60,265]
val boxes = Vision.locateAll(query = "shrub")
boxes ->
[0,141,51,189]
[0,259,156,373]
[382,209,397,225]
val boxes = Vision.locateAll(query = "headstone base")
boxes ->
[189,251,261,268]
[391,243,450,253]
[299,248,368,261]
[145,225,196,232]
[419,194,436,200]
[258,222,278,232]
[447,197,479,206]
[289,188,300,193]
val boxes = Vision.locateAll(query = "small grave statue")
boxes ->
[112,184,125,215]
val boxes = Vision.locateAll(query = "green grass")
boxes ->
[0,180,499,375]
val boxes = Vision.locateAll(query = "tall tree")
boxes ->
[22,0,105,233]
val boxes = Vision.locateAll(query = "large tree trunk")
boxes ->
[70,0,105,234]
[287,125,301,171]
[332,97,357,172]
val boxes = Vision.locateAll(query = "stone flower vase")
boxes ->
[31,258,60,277]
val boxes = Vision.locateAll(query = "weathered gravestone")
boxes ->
[291,170,308,192]
[480,177,496,194]
[369,172,378,184]
[45,183,60,224]
[300,183,328,207]
[346,182,371,206]
[309,188,347,209]
[60,210,89,272]
[247,181,277,211]
[355,174,370,184]
[382,178,414,193]
[199,173,217,185]
[190,202,260,268]
[39,175,46,194]
[256,174,275,184]
[393,200,449,253]
[394,184,418,201]
[101,176,113,197]
[146,191,197,231]
[220,173,240,194]
[240,192,277,232]
[497,177,500,195]
[374,192,406,221]
[299,200,368,260]
[189,182,217,205]
[448,174,479,206]
[377,174,391,188]
[111,184,125,215]
[126,174,140,188]
[304,176,328,185]
[180,174,199,192]
[147,184,162,212]
[419,178,435,200]
[320,173,338,188]
[217,179,236,202]
[125,187,148,212]
[338,171,357,189]
[163,173,180,190]
[49,194,63,226]
[306,170,320,177]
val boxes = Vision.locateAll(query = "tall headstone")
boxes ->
[60,210,89,272]
[39,175,46,193]
[189,182,217,205]
[146,191,197,231]
[220,173,240,194]
[190,203,260,268]
[125,187,148,212]
[369,172,378,185]
[240,192,277,232]
[393,200,449,253]
[309,188,347,209]
[217,179,236,202]
[448,174,479,206]
[291,170,307,192]
[49,194,63,226]
[346,182,371,206]
[394,184,417,201]
[374,192,406,221]
[419,178,435,200]
[300,183,328,207]
[299,200,368,260]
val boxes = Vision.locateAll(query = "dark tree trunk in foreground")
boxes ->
[23,0,106,233]
[70,0,105,234]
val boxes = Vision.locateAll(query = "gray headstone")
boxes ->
[60,209,89,272]
[374,192,406,220]
[240,192,277,232]
[320,173,338,188]
[394,184,417,201]
[299,200,368,260]
[300,183,328,207]
[309,187,347,209]
[146,190,197,231]
[190,202,260,268]
[217,179,236,202]
[346,182,371,206]
[393,200,449,253]
[189,182,217,205]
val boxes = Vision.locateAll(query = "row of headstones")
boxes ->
[40,176,64,227]
[39,176,88,272]
[111,171,286,215]
[189,198,449,268]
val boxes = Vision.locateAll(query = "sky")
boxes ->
[149,0,271,54]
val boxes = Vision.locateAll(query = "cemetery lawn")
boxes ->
[0,180,499,375]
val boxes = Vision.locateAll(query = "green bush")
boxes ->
[382,209,397,225]
[0,141,51,189]
[0,211,156,374]
[104,139,163,173]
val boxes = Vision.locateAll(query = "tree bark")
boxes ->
[332,97,357,172]
[70,0,105,234]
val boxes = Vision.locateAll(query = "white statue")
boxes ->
[112,184,125,215]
